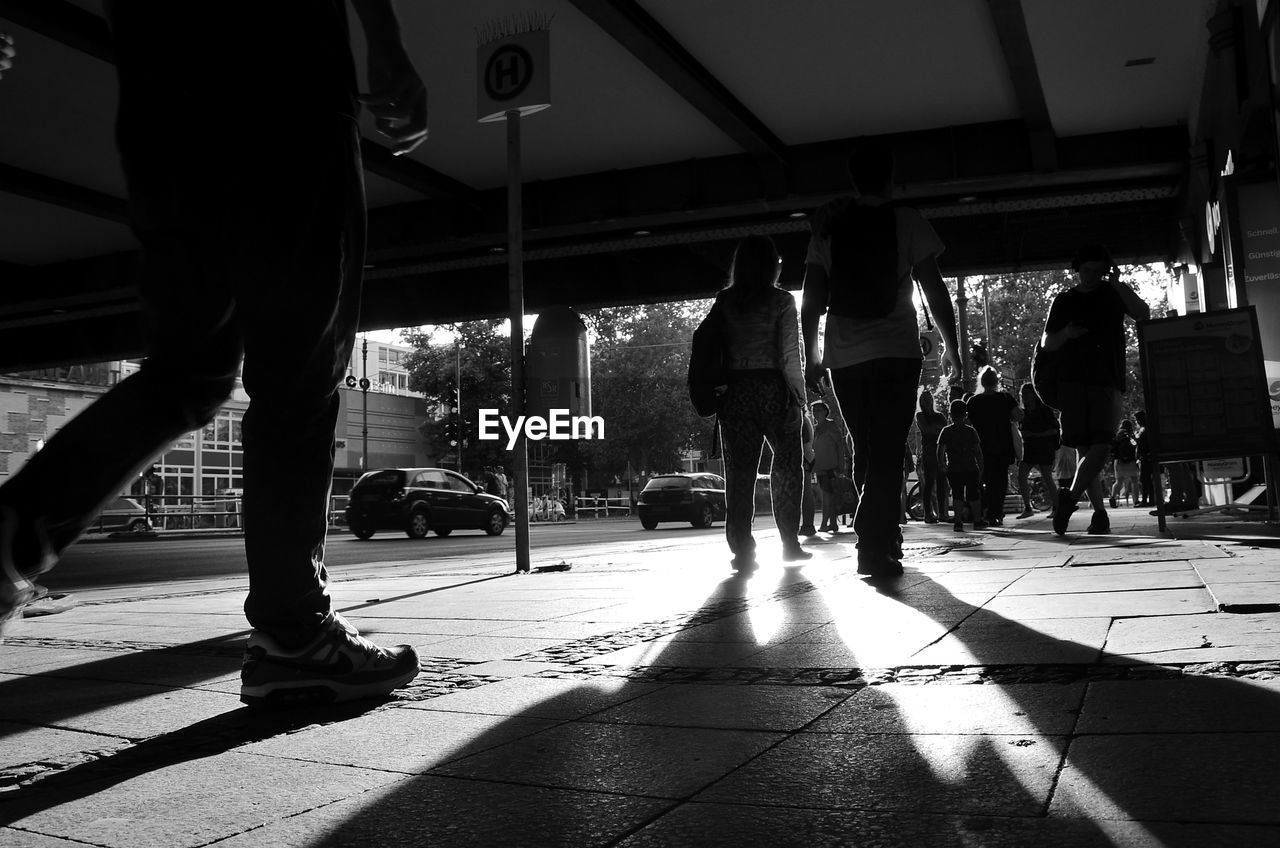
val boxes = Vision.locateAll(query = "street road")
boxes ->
[42,519,728,594]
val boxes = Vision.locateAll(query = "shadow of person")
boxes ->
[5,549,1279,847]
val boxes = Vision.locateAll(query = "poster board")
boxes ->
[1137,307,1277,463]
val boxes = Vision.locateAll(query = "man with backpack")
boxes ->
[801,141,960,577]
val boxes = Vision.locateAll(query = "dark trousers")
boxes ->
[829,358,921,556]
[919,451,948,520]
[720,373,803,557]
[1138,459,1155,505]
[0,98,365,644]
[981,455,1013,521]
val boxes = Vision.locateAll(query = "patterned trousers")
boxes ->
[719,371,803,556]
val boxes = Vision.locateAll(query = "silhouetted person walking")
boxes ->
[801,141,960,577]
[0,1,430,709]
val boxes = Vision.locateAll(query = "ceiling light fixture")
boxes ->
[633,229,651,236]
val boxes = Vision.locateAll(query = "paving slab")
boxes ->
[0,721,128,772]
[0,672,240,740]
[590,681,851,731]
[1066,545,1231,566]
[982,588,1215,620]
[909,616,1112,666]
[1101,612,1280,664]
[210,775,674,848]
[1050,733,1280,823]
[615,805,1280,848]
[1078,677,1280,733]
[1,751,406,847]
[1002,565,1204,596]
[0,831,89,847]
[402,676,662,721]
[433,720,782,798]
[740,634,939,668]
[243,706,559,773]
[696,732,1065,816]
[1201,581,1280,612]
[807,682,1085,736]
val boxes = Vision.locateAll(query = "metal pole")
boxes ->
[456,341,463,471]
[361,337,369,470]
[508,110,531,573]
[956,275,970,390]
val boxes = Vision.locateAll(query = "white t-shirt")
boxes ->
[805,197,944,369]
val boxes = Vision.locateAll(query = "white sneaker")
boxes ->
[240,611,420,708]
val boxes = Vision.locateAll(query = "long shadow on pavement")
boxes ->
[4,540,1280,847]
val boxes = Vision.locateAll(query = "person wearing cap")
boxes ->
[1042,244,1150,536]
[936,400,985,532]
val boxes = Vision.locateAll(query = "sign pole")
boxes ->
[508,109,531,573]
[477,15,551,573]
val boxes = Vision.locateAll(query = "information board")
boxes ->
[1137,307,1277,462]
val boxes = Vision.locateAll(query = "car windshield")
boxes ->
[644,477,691,491]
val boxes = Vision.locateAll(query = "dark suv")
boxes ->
[637,472,726,530]
[344,468,512,539]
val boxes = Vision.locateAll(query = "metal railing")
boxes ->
[572,496,632,518]
[138,493,244,531]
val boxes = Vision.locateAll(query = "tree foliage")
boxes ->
[400,321,514,474]
[577,300,714,479]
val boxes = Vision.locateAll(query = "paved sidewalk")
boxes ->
[2,507,1279,847]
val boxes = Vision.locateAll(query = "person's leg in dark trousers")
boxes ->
[762,397,808,559]
[719,377,768,568]
[236,117,365,644]
[799,464,817,535]
[981,456,1011,524]
[830,358,920,571]
[920,452,940,522]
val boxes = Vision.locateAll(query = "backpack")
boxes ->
[688,298,727,418]
[823,200,900,319]
[1114,434,1137,463]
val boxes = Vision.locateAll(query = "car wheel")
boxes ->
[127,518,149,532]
[406,509,430,539]
[484,508,507,536]
[352,525,375,540]
[692,503,714,529]
[640,517,658,530]
[433,527,453,538]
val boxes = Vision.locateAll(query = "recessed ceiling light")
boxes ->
[788,211,808,219]
[490,246,505,253]
[633,229,651,236]
[958,195,978,203]
[1124,57,1156,67]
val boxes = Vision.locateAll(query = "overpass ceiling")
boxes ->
[0,0,1215,367]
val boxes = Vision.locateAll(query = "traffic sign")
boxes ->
[477,29,551,122]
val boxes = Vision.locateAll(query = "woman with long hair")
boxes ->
[1016,382,1060,517]
[717,235,811,572]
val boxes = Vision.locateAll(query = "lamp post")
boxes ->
[455,341,463,471]
[360,337,370,469]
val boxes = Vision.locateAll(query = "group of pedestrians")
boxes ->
[711,143,1153,577]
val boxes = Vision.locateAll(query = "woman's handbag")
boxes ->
[1030,343,1061,410]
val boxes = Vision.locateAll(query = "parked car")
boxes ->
[89,496,153,533]
[344,467,513,539]
[637,472,726,530]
